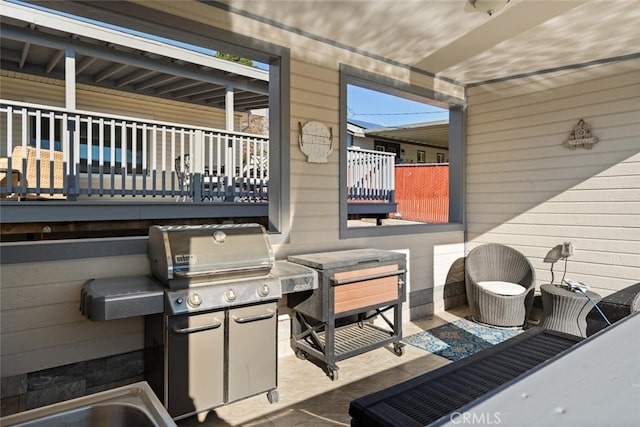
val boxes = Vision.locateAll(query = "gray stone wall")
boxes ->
[1,350,144,416]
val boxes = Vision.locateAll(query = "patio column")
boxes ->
[225,84,234,131]
[65,48,77,201]
[65,48,76,110]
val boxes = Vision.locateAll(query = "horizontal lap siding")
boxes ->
[1,72,231,129]
[466,60,640,295]
[289,67,341,246]
[0,255,149,377]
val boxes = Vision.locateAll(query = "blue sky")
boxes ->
[348,85,448,127]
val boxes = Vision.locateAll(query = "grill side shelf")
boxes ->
[80,276,165,321]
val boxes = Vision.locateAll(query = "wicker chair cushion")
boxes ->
[478,281,526,296]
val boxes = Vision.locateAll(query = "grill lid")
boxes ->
[148,224,274,288]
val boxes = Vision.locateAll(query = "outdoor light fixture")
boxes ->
[469,0,510,16]
[544,242,574,285]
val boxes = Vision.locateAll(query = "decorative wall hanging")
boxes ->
[564,119,598,149]
[298,121,333,163]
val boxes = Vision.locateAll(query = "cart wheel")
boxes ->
[327,366,339,381]
[267,389,279,404]
[393,343,405,357]
[295,349,308,360]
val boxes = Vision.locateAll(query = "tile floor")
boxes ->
[177,306,470,427]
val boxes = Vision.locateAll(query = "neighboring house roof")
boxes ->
[0,1,269,111]
[349,119,384,129]
[350,120,450,149]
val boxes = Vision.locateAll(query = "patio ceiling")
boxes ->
[0,2,270,112]
[5,0,639,95]
[224,0,640,86]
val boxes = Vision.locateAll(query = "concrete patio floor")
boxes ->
[177,306,471,427]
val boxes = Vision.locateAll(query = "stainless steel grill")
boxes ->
[144,224,312,421]
[80,223,317,422]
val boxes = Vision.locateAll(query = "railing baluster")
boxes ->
[150,124,156,197]
[178,128,185,197]
[98,118,104,196]
[170,127,176,193]
[34,109,42,195]
[72,115,80,199]
[161,126,166,196]
[120,121,127,196]
[3,106,13,195]
[109,119,115,196]
[141,123,147,197]
[86,115,93,195]
[132,122,138,196]
[19,108,27,195]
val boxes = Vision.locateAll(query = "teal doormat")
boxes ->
[403,318,524,361]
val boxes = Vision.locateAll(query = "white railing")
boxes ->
[0,100,268,202]
[347,146,395,203]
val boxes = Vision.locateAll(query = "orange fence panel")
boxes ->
[394,164,448,223]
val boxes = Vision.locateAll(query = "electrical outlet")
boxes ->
[561,241,573,257]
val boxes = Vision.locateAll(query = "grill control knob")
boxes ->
[187,293,202,308]
[224,289,237,303]
[258,283,271,297]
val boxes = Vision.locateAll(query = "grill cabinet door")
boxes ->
[227,302,277,402]
[167,311,225,418]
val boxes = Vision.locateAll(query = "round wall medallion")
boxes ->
[298,121,333,163]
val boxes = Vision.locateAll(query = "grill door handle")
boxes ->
[331,269,406,286]
[232,309,275,324]
[172,319,222,334]
[173,265,267,278]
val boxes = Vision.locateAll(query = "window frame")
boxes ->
[339,64,466,239]
[2,8,291,242]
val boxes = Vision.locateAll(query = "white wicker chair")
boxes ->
[465,244,536,328]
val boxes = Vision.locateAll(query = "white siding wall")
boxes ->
[466,59,640,296]
[0,253,148,377]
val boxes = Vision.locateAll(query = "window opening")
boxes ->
[346,83,451,227]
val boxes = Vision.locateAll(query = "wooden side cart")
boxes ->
[287,249,406,380]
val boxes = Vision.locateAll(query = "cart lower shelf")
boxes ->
[319,323,401,357]
[292,321,404,381]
